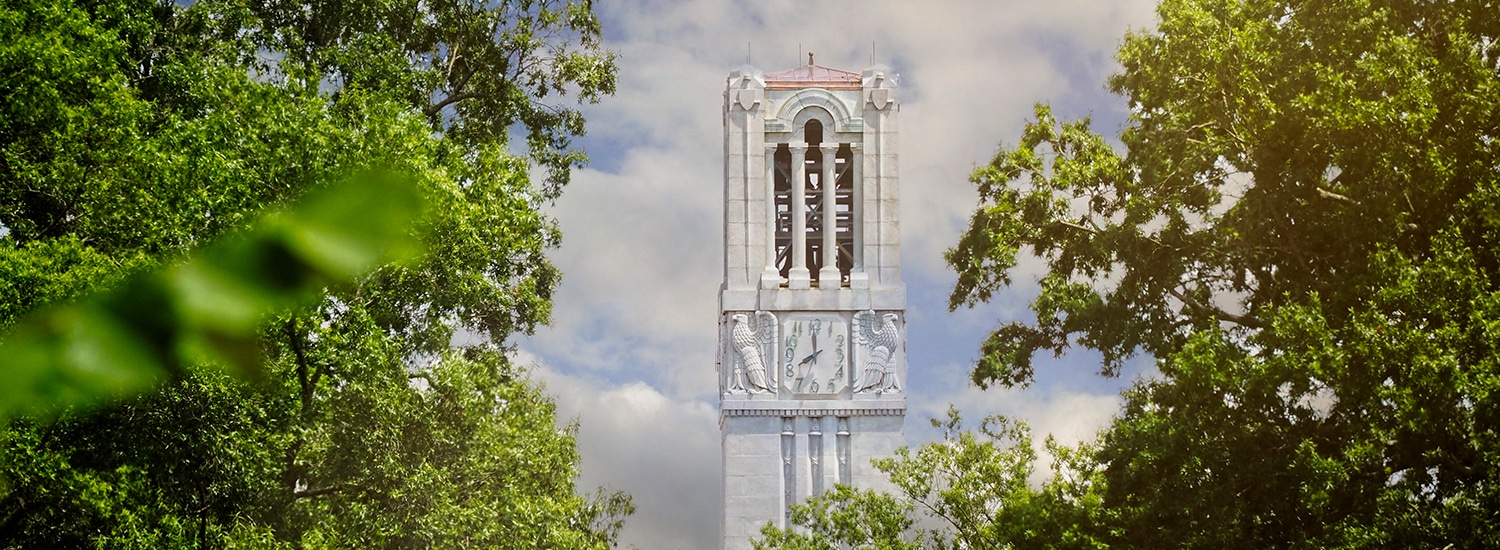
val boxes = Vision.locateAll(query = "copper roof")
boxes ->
[764,64,861,90]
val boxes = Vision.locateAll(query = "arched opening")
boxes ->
[772,118,855,287]
[804,120,825,284]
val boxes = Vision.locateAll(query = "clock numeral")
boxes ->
[835,334,845,370]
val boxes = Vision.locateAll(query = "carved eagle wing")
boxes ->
[755,311,777,347]
[853,310,879,346]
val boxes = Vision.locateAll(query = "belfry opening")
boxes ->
[772,118,855,286]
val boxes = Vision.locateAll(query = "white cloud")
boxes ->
[913,381,1121,449]
[908,365,1122,486]
[518,1,1163,546]
[531,146,723,399]
[527,351,722,549]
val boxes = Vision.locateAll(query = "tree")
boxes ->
[0,0,627,546]
[754,411,1108,550]
[753,484,927,550]
[946,0,1500,546]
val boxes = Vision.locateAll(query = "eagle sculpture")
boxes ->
[730,312,775,393]
[853,310,902,394]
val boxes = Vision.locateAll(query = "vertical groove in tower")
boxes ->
[719,58,905,550]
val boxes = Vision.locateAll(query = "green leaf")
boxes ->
[0,173,428,419]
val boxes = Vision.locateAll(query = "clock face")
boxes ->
[780,315,849,396]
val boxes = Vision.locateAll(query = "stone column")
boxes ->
[781,417,796,525]
[788,142,811,289]
[836,417,851,485]
[809,417,824,495]
[762,143,781,288]
[818,143,841,286]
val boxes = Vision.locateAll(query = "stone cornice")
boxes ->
[719,397,906,424]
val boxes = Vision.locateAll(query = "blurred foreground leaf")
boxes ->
[0,173,427,419]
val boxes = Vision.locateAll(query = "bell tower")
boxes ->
[718,56,905,549]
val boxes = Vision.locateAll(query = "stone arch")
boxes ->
[771,89,860,134]
[791,107,832,143]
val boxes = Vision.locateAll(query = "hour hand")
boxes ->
[798,348,823,367]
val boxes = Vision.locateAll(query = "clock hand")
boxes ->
[798,348,824,366]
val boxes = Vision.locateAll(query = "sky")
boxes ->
[514,1,1164,547]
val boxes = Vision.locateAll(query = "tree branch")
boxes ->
[293,486,343,500]
[444,44,459,83]
[1054,220,1098,235]
[425,64,481,119]
[1170,287,1263,329]
[1316,187,1356,206]
[282,318,317,418]
[0,496,24,535]
[424,89,481,118]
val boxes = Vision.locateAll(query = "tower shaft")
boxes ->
[719,60,906,550]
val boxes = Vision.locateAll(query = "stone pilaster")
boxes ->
[723,66,765,292]
[861,66,900,291]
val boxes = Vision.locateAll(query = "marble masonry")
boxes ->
[718,56,906,550]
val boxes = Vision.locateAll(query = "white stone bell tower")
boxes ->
[718,56,905,550]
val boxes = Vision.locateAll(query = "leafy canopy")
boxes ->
[756,1,1500,548]
[0,0,627,546]
[949,0,1500,389]
[754,412,1109,550]
[941,0,1500,547]
[0,174,428,419]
